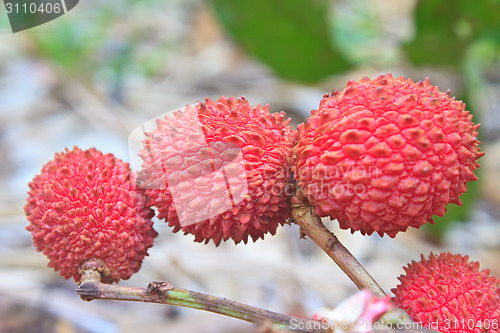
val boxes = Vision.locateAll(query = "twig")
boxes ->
[290,189,412,323]
[76,260,328,333]
[291,190,385,296]
[75,260,437,333]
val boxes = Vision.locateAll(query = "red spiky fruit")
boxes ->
[293,73,483,237]
[25,147,157,283]
[137,96,295,245]
[392,252,500,333]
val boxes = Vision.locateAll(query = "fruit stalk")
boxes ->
[291,190,414,324]
[291,189,385,297]
[76,260,435,332]
[77,261,328,333]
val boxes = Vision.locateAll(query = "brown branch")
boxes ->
[290,190,413,323]
[76,261,328,333]
[75,260,437,333]
[291,190,385,296]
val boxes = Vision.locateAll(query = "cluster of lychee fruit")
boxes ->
[25,74,497,331]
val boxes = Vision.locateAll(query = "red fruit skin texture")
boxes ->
[293,73,484,237]
[138,96,295,245]
[392,252,500,333]
[25,147,157,283]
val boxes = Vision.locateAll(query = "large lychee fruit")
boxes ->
[293,73,483,237]
[137,96,295,245]
[392,252,500,333]
[25,147,157,283]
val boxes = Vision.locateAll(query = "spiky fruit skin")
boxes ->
[392,252,500,333]
[138,96,295,245]
[293,73,483,237]
[25,147,157,283]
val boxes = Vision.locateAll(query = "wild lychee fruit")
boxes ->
[293,73,483,237]
[137,96,295,245]
[392,252,500,333]
[25,147,157,283]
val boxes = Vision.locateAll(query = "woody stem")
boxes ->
[291,203,385,295]
[290,190,413,323]
[77,261,328,333]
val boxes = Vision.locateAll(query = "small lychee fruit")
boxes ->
[392,252,500,333]
[137,96,295,245]
[25,147,157,283]
[293,73,483,237]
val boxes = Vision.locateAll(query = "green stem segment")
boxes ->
[77,264,328,333]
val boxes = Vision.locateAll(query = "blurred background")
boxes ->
[0,0,499,332]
